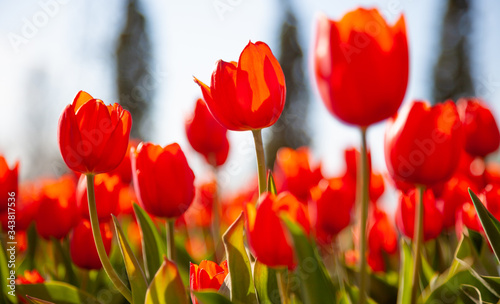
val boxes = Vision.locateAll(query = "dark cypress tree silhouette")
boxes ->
[432,0,474,104]
[265,0,310,168]
[116,0,154,139]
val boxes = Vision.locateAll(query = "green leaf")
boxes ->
[113,215,149,304]
[133,203,166,282]
[460,284,483,304]
[253,260,280,304]
[469,189,500,262]
[344,284,377,304]
[193,291,235,304]
[397,240,413,304]
[267,171,277,195]
[16,282,100,304]
[145,258,188,304]
[222,213,257,304]
[281,215,336,304]
[0,241,13,303]
[422,269,499,303]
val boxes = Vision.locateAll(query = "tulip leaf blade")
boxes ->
[112,215,149,304]
[193,291,235,304]
[253,260,280,304]
[133,203,166,282]
[397,240,413,304]
[267,171,277,195]
[469,189,500,262]
[421,232,500,303]
[26,296,56,304]
[222,212,258,304]
[145,257,188,304]
[16,281,100,304]
[0,241,13,303]
[280,215,336,304]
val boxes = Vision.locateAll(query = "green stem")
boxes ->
[411,185,425,304]
[86,174,132,303]
[252,129,267,196]
[332,240,346,293]
[276,268,289,304]
[166,219,176,261]
[359,127,370,304]
[210,162,223,262]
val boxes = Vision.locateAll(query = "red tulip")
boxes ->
[457,202,482,233]
[76,173,121,221]
[457,98,500,157]
[58,91,132,174]
[309,179,354,244]
[0,155,18,213]
[1,182,40,232]
[109,139,139,184]
[396,189,443,242]
[194,41,286,131]
[245,192,309,269]
[131,142,195,219]
[177,181,216,228]
[436,176,475,228]
[314,8,408,127]
[16,270,44,285]
[70,219,112,270]
[385,100,464,186]
[117,184,137,215]
[189,260,228,304]
[484,184,500,220]
[221,184,258,227]
[273,147,323,203]
[35,176,79,240]
[343,148,385,202]
[368,206,397,255]
[186,98,230,166]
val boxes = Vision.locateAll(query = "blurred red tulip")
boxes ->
[457,98,500,157]
[35,176,79,240]
[385,100,464,186]
[109,139,139,184]
[458,202,482,233]
[70,219,112,270]
[367,251,385,273]
[1,182,40,232]
[396,189,443,242]
[485,162,500,186]
[117,184,137,215]
[437,176,476,229]
[342,148,385,202]
[0,155,18,213]
[309,178,354,244]
[274,147,323,203]
[76,173,121,221]
[131,142,195,219]
[221,184,258,227]
[484,184,500,220]
[58,91,132,174]
[16,270,44,284]
[245,192,309,269]
[190,260,228,304]
[177,181,216,228]
[194,41,286,131]
[186,98,230,167]
[368,206,397,255]
[314,8,408,127]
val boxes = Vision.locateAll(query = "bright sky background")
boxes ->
[1,0,500,211]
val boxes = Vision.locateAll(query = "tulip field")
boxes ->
[3,6,500,304]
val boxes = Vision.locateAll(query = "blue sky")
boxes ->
[1,0,500,207]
